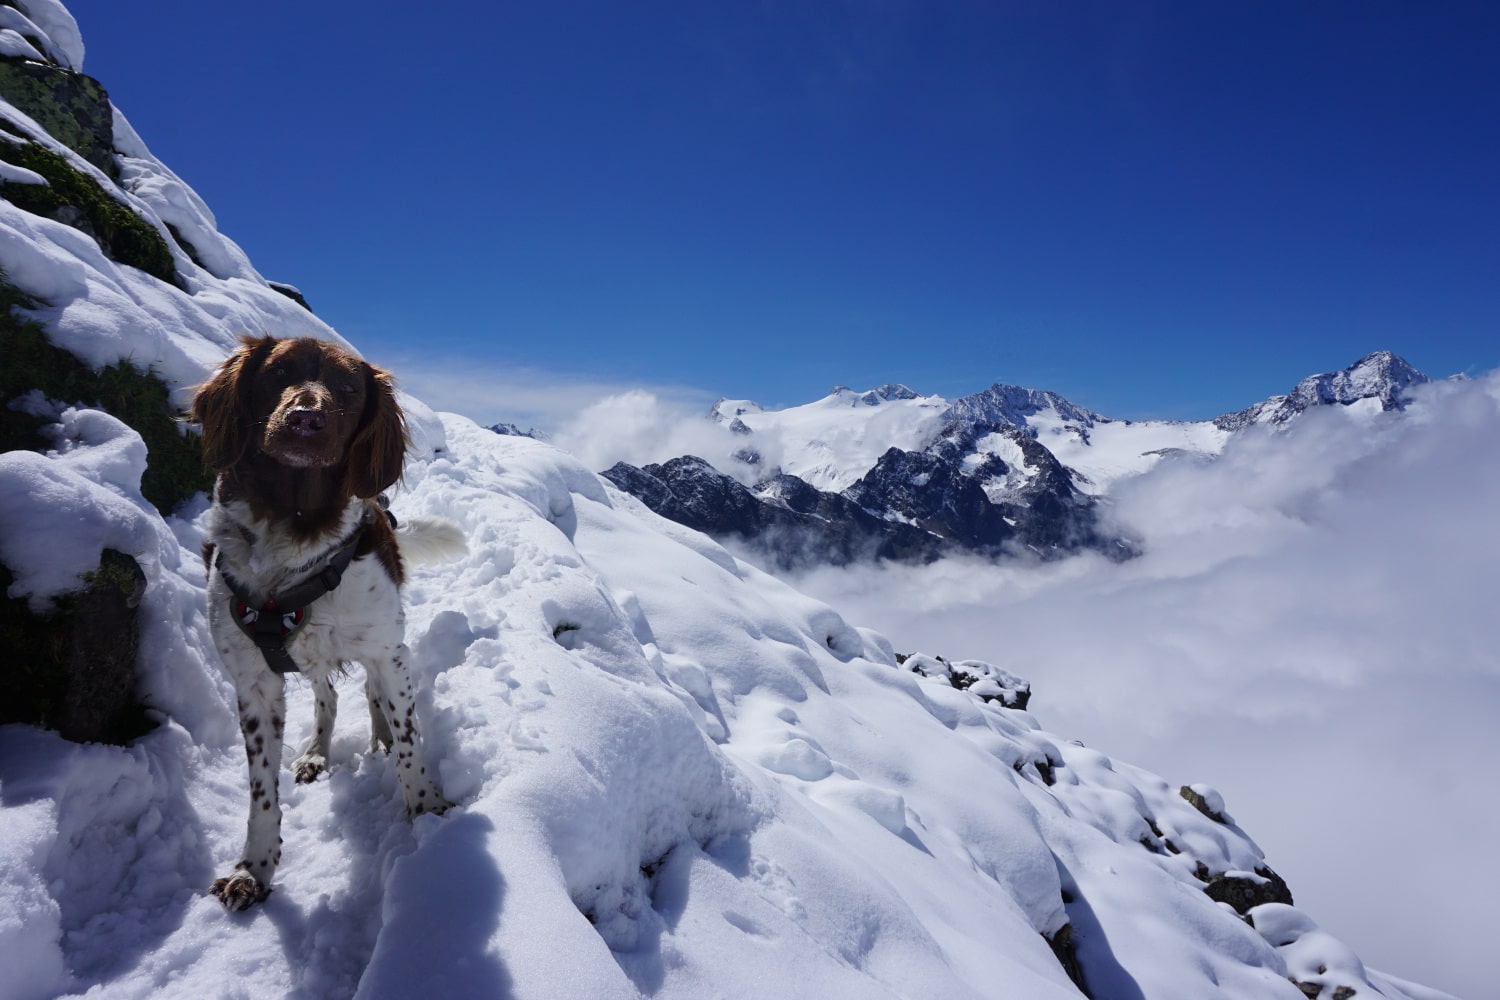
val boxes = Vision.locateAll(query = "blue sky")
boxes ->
[68,0,1500,425]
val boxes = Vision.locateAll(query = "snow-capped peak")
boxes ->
[942,383,1107,432]
[1286,349,1429,411]
[709,397,764,422]
[1216,351,1431,430]
[827,383,921,406]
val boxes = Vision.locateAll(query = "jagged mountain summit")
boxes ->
[0,3,1458,997]
[1215,350,1433,430]
[605,351,1431,570]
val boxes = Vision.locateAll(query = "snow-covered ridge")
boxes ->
[0,4,1457,997]
[943,382,1107,432]
[1215,350,1431,431]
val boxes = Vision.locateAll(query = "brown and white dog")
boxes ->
[191,335,464,910]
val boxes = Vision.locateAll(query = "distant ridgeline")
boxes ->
[600,351,1430,571]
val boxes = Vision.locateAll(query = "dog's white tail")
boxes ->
[396,516,469,566]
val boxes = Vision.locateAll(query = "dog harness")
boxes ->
[216,501,389,675]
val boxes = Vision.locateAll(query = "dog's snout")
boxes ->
[286,407,327,434]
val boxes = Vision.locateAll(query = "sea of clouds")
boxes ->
[788,370,1500,1000]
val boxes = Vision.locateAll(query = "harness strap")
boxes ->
[216,504,377,675]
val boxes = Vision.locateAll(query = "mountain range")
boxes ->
[602,351,1431,570]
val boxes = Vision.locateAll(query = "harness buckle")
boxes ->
[233,598,308,640]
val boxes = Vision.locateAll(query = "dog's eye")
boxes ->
[341,383,356,395]
[269,365,288,379]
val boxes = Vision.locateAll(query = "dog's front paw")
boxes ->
[292,752,327,784]
[209,870,270,911]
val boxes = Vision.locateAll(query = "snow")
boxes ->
[0,5,1464,998]
[4,403,1353,998]
[1033,415,1231,494]
[0,28,47,63]
[724,386,951,491]
[698,379,1237,499]
[0,0,81,70]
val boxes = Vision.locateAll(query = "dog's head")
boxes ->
[191,336,409,498]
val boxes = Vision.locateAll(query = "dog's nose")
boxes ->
[286,408,327,434]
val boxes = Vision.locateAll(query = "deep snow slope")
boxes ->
[7,409,1447,1000]
[0,4,1456,998]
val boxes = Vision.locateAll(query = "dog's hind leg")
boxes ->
[211,673,288,910]
[292,674,338,784]
[365,669,393,753]
[370,642,450,816]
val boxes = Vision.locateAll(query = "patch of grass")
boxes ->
[1,274,212,513]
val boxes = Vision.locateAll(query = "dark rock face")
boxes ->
[898,652,1031,709]
[942,383,1104,432]
[602,456,944,570]
[488,422,538,438]
[267,281,312,311]
[849,421,1119,558]
[1044,924,1090,998]
[603,418,1123,569]
[847,447,1018,551]
[1,548,152,745]
[1180,785,1227,823]
[1203,867,1294,914]
[0,55,116,176]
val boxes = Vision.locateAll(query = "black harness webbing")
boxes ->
[216,504,379,675]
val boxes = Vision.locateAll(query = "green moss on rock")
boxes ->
[0,54,117,175]
[0,129,176,284]
[2,275,212,513]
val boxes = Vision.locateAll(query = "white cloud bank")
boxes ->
[374,354,720,442]
[551,391,773,482]
[791,371,1500,1000]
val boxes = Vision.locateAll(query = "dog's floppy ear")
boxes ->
[344,360,409,499]
[191,336,276,470]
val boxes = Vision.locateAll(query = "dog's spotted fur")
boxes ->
[192,335,454,910]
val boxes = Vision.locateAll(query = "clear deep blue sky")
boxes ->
[65,0,1500,422]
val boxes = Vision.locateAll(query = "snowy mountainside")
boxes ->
[0,4,1458,997]
[9,412,1443,999]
